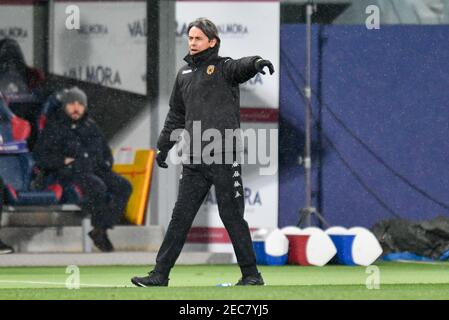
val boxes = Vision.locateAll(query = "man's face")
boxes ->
[188,27,217,55]
[64,101,86,121]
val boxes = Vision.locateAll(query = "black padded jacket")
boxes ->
[157,46,261,160]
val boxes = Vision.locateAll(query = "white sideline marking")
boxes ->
[0,280,127,288]
[395,260,447,265]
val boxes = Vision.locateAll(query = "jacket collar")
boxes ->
[183,46,219,68]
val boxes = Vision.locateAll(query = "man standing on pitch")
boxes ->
[132,18,274,287]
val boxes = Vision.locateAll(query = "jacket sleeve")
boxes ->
[156,73,186,153]
[33,124,65,171]
[222,56,262,85]
[98,129,113,169]
[85,120,114,171]
[102,139,114,169]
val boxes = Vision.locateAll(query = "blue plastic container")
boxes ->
[329,235,356,265]
[265,253,288,266]
[252,241,267,265]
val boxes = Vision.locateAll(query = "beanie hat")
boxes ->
[60,86,87,108]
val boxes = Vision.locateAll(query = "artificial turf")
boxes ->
[1,262,449,300]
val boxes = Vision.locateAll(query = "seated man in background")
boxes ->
[33,87,132,252]
[0,175,14,254]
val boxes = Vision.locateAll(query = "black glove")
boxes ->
[255,58,275,75]
[156,149,168,168]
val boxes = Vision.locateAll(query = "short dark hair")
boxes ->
[187,18,221,45]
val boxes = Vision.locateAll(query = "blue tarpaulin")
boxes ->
[279,25,449,228]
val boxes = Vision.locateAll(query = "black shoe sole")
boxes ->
[131,278,168,287]
[131,278,146,287]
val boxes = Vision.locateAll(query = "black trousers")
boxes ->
[155,162,258,277]
[71,172,132,230]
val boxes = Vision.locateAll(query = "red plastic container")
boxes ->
[286,235,311,266]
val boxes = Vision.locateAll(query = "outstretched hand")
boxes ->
[156,149,168,168]
[255,59,275,75]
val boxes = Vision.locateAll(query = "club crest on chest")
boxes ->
[206,65,215,75]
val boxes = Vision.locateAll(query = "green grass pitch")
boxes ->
[1,262,449,300]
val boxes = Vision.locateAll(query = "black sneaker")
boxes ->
[0,239,14,254]
[88,229,114,252]
[236,273,265,286]
[131,270,169,287]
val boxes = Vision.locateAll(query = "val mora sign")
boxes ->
[52,1,147,95]
[0,4,34,66]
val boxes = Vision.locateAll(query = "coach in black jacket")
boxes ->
[33,87,132,252]
[132,18,274,287]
